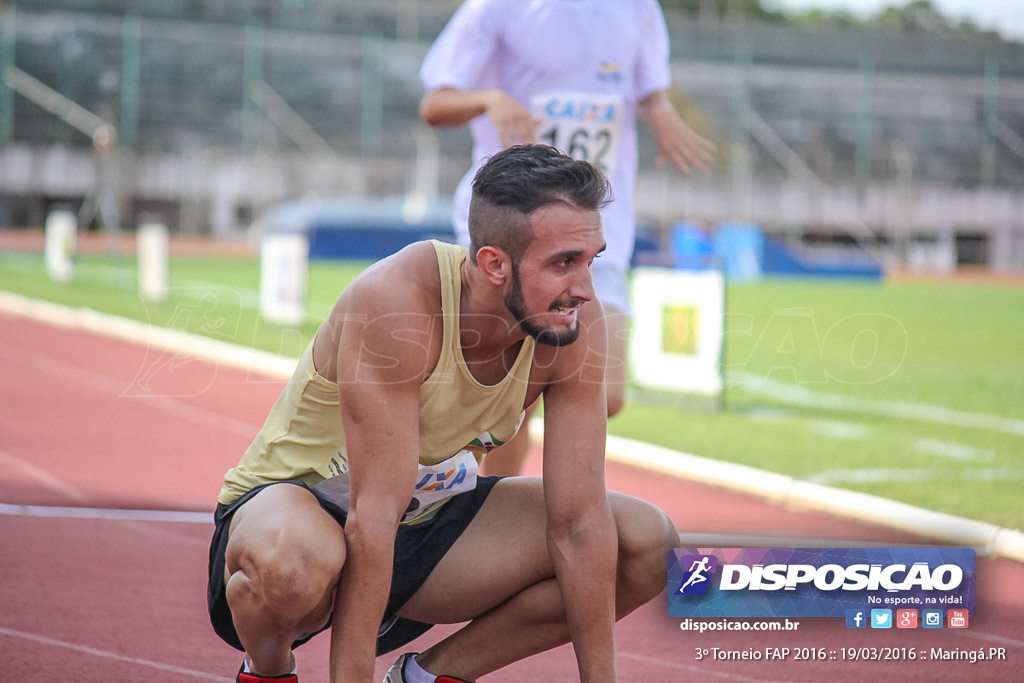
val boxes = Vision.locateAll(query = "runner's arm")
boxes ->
[420,86,537,148]
[540,302,618,683]
[327,265,436,683]
[637,89,717,178]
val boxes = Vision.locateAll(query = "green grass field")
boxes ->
[2,248,1022,530]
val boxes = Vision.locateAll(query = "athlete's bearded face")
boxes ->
[504,264,583,347]
[500,201,603,347]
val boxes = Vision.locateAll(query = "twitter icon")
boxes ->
[870,609,893,629]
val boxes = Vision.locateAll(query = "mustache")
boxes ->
[549,298,587,311]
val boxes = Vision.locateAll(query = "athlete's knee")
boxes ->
[230,525,345,626]
[615,499,678,605]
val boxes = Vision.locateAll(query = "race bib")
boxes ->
[314,449,478,523]
[531,91,624,176]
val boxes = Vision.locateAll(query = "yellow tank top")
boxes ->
[218,241,535,522]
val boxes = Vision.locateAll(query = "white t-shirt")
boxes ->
[420,0,672,287]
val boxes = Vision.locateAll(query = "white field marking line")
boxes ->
[0,501,212,524]
[0,448,91,503]
[619,652,807,683]
[806,467,1024,485]
[675,533,945,550]
[808,438,1003,484]
[170,276,261,310]
[952,628,1024,649]
[136,273,335,321]
[806,418,870,440]
[915,438,996,462]
[0,251,333,317]
[0,252,262,307]
[0,626,232,682]
[0,340,261,438]
[731,371,1024,438]
[132,272,336,320]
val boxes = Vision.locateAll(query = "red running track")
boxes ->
[2,312,1022,682]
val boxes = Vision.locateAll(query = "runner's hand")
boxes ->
[642,93,717,178]
[484,89,540,148]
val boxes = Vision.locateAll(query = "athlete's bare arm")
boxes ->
[637,90,717,179]
[536,298,619,683]
[315,243,443,683]
[420,86,537,148]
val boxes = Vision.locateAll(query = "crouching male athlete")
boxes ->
[207,144,679,683]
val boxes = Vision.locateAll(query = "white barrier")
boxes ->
[44,210,77,283]
[137,222,169,302]
[259,233,309,326]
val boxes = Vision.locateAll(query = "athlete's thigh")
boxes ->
[398,476,551,623]
[225,483,346,581]
[398,477,671,623]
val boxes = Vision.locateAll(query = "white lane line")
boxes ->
[620,652,807,683]
[0,626,232,681]
[952,628,1024,649]
[0,448,91,503]
[0,502,211,524]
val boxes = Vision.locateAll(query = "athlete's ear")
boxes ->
[475,246,512,286]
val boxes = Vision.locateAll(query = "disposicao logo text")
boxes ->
[667,548,976,619]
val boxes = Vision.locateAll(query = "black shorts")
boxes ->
[207,476,501,655]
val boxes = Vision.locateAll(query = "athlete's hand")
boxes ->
[484,89,540,148]
[641,91,717,178]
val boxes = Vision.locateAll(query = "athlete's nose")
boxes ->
[567,267,595,303]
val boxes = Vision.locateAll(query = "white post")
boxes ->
[137,221,169,301]
[44,210,77,283]
[260,232,309,326]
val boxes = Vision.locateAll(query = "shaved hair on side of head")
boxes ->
[468,145,611,266]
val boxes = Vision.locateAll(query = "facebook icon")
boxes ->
[846,609,867,629]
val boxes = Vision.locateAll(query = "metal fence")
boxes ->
[1,9,433,158]
[1,4,1023,263]
[3,7,1023,189]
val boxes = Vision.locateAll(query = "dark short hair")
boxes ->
[467,145,611,266]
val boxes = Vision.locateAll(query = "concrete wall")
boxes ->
[3,143,1021,270]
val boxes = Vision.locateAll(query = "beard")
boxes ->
[504,267,581,347]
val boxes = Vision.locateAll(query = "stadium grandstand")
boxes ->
[0,0,1022,271]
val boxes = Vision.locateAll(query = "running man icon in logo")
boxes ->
[677,555,718,595]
